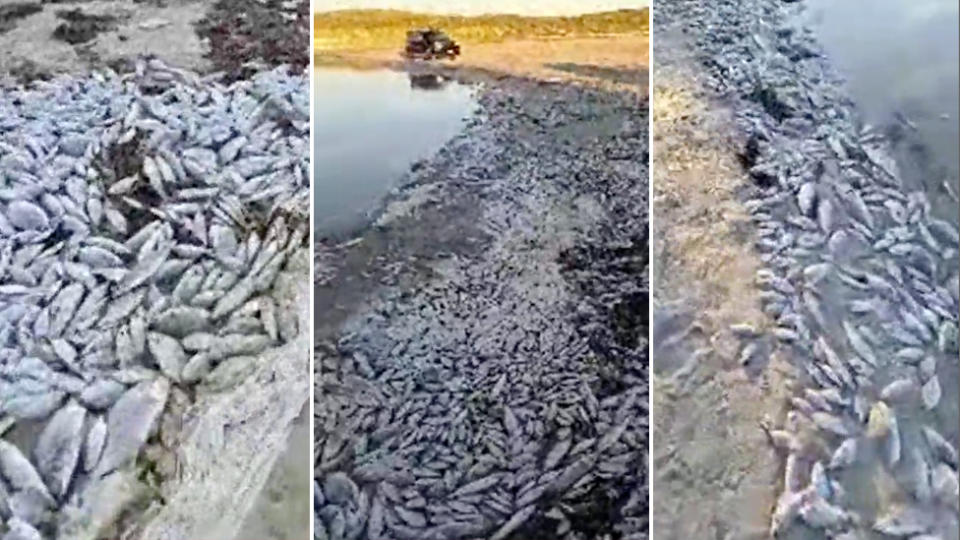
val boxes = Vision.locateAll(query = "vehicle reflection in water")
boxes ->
[409,73,450,90]
[314,68,475,238]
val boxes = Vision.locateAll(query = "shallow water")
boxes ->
[803,0,960,223]
[313,68,476,237]
[800,4,959,538]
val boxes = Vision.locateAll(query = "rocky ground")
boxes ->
[0,1,310,539]
[654,1,959,539]
[314,67,649,540]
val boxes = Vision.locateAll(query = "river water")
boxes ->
[314,68,476,237]
[803,0,960,223]
[795,4,959,539]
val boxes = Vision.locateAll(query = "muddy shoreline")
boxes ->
[0,2,311,539]
[315,64,649,540]
[654,1,959,539]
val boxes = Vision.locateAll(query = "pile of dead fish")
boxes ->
[658,1,959,538]
[316,81,649,540]
[0,59,307,539]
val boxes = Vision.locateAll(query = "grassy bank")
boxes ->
[315,8,649,51]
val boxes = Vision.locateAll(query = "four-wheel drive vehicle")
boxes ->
[404,28,461,60]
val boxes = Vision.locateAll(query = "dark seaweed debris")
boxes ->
[52,8,117,44]
[194,0,309,82]
[0,2,41,34]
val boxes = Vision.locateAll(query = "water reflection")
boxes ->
[803,0,959,222]
[314,68,475,238]
[409,73,450,90]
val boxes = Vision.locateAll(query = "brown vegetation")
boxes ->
[315,8,648,51]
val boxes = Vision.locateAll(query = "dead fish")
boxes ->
[211,277,256,320]
[804,263,831,285]
[895,347,925,363]
[95,377,170,477]
[259,297,278,341]
[172,264,205,303]
[805,389,834,412]
[930,462,959,509]
[151,305,211,338]
[51,338,79,368]
[142,156,168,199]
[799,495,849,529]
[939,321,959,353]
[2,518,44,540]
[843,321,878,366]
[880,378,918,403]
[490,504,536,540]
[828,438,858,470]
[6,201,49,230]
[33,399,86,497]
[181,332,219,351]
[921,376,941,410]
[199,355,256,392]
[2,391,65,421]
[873,505,933,537]
[118,239,172,294]
[83,415,108,472]
[886,414,902,467]
[79,379,126,410]
[48,282,85,337]
[146,332,187,381]
[452,474,502,497]
[918,357,937,380]
[189,290,222,308]
[922,425,958,467]
[0,440,52,502]
[103,201,128,234]
[129,311,147,356]
[218,135,248,164]
[811,412,852,437]
[108,174,140,196]
[770,488,808,537]
[543,438,571,470]
[78,245,124,268]
[154,154,177,185]
[798,183,817,216]
[99,288,146,329]
[123,221,162,254]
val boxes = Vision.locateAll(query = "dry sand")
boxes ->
[316,32,649,95]
[651,59,793,539]
[0,0,213,79]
